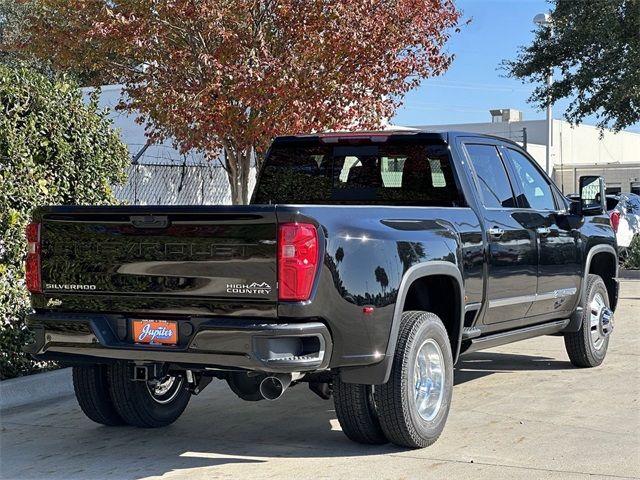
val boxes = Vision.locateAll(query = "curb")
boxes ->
[619,269,640,280]
[0,367,73,411]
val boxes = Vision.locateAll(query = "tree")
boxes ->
[0,64,129,379]
[623,234,640,269]
[397,241,425,273]
[8,0,461,204]
[374,265,389,294]
[504,0,640,132]
[1,1,96,83]
[0,0,41,69]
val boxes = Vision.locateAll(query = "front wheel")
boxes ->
[564,274,613,368]
[374,311,453,448]
[108,362,191,428]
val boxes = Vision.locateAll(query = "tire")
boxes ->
[374,311,453,449]
[72,364,126,426]
[108,361,191,428]
[333,376,387,445]
[564,274,612,368]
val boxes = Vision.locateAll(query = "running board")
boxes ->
[463,319,570,355]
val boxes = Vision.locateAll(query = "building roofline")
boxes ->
[409,119,640,137]
[555,162,640,169]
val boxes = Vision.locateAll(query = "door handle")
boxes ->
[488,227,504,239]
[536,227,551,237]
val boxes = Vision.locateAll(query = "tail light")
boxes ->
[610,211,620,233]
[25,223,42,293]
[278,223,318,301]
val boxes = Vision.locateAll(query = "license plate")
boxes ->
[132,319,178,345]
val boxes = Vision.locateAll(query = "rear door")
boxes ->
[38,206,278,317]
[502,147,581,317]
[462,140,538,327]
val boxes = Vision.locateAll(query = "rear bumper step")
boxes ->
[25,313,332,373]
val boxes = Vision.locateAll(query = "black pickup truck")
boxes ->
[24,130,618,448]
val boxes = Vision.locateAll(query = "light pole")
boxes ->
[534,13,553,176]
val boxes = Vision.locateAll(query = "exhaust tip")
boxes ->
[259,376,286,401]
[258,373,303,400]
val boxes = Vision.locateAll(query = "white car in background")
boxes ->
[609,193,640,257]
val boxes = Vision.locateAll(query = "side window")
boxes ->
[505,149,556,210]
[464,144,516,208]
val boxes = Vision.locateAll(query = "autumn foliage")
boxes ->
[12,0,461,204]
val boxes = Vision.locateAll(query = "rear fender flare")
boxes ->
[564,244,618,332]
[340,261,464,385]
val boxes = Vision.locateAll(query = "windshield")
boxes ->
[253,140,463,206]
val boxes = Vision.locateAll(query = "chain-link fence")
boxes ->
[113,162,258,205]
[112,145,256,205]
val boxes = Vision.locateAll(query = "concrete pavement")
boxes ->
[0,368,73,410]
[1,281,639,480]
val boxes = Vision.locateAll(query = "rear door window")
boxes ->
[464,144,516,209]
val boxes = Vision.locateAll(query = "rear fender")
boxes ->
[339,261,464,384]
[563,244,618,333]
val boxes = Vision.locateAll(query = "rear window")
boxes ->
[253,141,463,206]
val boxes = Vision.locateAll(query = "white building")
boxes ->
[411,109,640,195]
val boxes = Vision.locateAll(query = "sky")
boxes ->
[392,0,640,133]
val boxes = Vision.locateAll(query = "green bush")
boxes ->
[0,64,129,380]
[623,235,640,270]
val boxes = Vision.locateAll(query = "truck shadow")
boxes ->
[454,351,573,385]
[4,350,575,479]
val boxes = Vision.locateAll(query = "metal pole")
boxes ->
[534,13,554,176]
[559,129,564,194]
[522,127,528,151]
[546,71,553,176]
[132,141,151,165]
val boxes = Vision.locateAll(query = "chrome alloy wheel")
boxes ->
[590,292,613,350]
[414,339,445,421]
[146,375,184,404]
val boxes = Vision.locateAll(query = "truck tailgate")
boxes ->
[36,206,278,317]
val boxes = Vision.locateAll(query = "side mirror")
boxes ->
[578,175,606,216]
